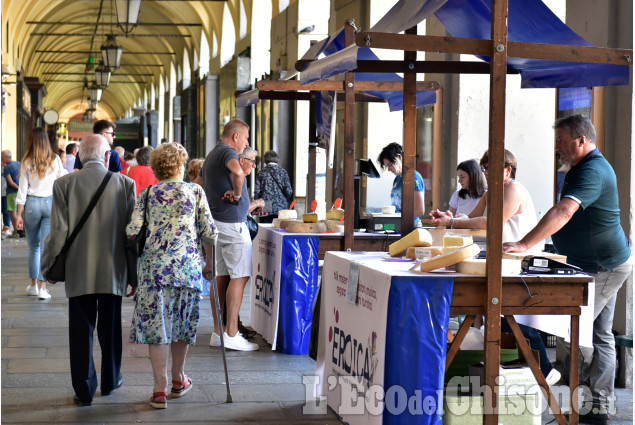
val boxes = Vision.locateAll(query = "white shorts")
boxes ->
[215,220,252,279]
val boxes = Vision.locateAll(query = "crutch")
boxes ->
[210,243,233,403]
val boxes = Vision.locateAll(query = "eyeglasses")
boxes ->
[103,131,116,137]
[481,164,488,172]
[244,158,256,164]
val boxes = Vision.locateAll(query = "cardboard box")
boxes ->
[443,391,542,425]
[468,362,540,396]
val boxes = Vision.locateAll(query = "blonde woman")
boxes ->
[16,127,65,299]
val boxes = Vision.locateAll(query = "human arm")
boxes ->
[249,198,265,214]
[448,206,457,216]
[220,158,245,204]
[414,189,425,218]
[41,180,69,283]
[5,174,18,191]
[280,169,293,199]
[503,197,579,253]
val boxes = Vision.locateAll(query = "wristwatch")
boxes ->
[233,191,241,200]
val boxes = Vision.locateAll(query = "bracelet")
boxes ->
[450,217,455,229]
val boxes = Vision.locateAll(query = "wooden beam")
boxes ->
[484,1,508,423]
[296,59,520,74]
[357,32,633,66]
[256,79,439,92]
[344,21,356,251]
[432,88,443,210]
[307,93,317,204]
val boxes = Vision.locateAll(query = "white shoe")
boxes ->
[26,285,39,296]
[209,332,221,347]
[38,288,51,300]
[222,332,259,351]
[545,368,561,386]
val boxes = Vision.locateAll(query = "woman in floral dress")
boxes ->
[126,143,217,409]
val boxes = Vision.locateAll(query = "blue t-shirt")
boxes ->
[201,143,249,223]
[74,149,122,173]
[3,161,19,194]
[391,170,425,227]
[552,149,630,273]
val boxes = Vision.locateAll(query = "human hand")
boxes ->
[221,190,239,205]
[202,263,214,280]
[16,216,24,230]
[126,286,138,297]
[502,242,526,253]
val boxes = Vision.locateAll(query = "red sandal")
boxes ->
[149,392,168,409]
[170,375,193,398]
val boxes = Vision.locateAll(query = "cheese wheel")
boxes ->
[456,258,522,276]
[420,244,481,272]
[278,209,297,220]
[303,213,319,223]
[443,234,474,248]
[324,220,344,233]
[276,219,301,229]
[326,209,345,220]
[382,205,396,214]
[406,246,444,260]
[389,228,433,257]
[286,221,327,234]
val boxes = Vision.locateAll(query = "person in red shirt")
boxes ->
[126,146,159,197]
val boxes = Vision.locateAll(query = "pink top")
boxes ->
[127,165,159,197]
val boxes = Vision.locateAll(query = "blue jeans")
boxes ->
[24,195,52,281]
[501,317,553,377]
[1,195,9,227]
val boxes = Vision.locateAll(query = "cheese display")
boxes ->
[456,258,522,275]
[389,228,433,257]
[302,213,319,223]
[324,220,345,233]
[273,218,301,229]
[420,243,480,272]
[406,246,444,260]
[277,209,297,220]
[326,209,345,220]
[382,205,396,214]
[286,221,327,234]
[443,234,474,248]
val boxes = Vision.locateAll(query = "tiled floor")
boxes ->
[1,236,632,424]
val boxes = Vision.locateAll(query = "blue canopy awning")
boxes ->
[299,0,630,89]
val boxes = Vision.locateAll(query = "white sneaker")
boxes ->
[223,332,259,351]
[545,368,561,386]
[26,285,39,296]
[38,288,51,300]
[209,332,221,347]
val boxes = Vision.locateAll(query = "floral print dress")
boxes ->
[126,180,217,345]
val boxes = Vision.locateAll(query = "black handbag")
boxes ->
[45,172,113,282]
[246,214,259,240]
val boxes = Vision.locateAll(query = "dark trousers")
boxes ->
[501,317,552,377]
[68,294,122,402]
[1,195,9,228]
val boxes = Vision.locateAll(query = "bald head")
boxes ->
[80,134,110,162]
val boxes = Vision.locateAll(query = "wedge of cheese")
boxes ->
[443,234,474,248]
[324,219,344,233]
[278,209,297,220]
[326,209,345,220]
[389,228,433,257]
[420,243,480,272]
[406,246,444,260]
[286,221,327,234]
[456,258,522,276]
[302,213,319,223]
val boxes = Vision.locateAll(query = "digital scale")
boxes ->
[359,213,401,233]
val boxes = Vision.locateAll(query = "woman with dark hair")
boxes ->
[16,127,66,299]
[377,142,425,227]
[448,159,487,216]
[254,150,293,223]
[126,146,159,197]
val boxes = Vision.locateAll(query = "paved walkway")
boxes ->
[1,236,632,424]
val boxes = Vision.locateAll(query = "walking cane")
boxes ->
[210,243,233,403]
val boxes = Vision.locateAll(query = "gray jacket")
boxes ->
[41,162,136,298]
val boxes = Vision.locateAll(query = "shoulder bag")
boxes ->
[125,185,152,287]
[45,172,113,282]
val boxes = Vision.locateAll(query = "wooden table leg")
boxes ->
[445,315,475,373]
[570,314,580,425]
[504,316,568,425]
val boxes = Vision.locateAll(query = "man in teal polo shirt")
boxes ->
[503,115,631,425]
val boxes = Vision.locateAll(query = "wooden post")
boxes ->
[343,20,355,250]
[401,25,418,236]
[432,88,443,210]
[307,92,317,204]
[484,1,508,424]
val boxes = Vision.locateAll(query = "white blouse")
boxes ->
[16,156,66,204]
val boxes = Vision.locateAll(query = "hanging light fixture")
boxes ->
[101,34,123,71]
[90,83,103,103]
[115,0,141,36]
[88,98,98,111]
[94,62,111,88]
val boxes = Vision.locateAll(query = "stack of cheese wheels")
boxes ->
[287,221,327,233]
[456,258,522,275]
[326,209,345,221]
[272,218,301,229]
[382,205,396,214]
[420,243,481,272]
[388,228,433,257]
[278,209,297,220]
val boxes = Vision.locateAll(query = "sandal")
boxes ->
[149,392,168,409]
[170,375,193,398]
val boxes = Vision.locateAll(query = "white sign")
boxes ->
[250,227,284,347]
[316,251,392,425]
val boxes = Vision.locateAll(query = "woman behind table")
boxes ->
[126,146,159,197]
[16,127,66,300]
[254,150,293,223]
[448,159,487,217]
[126,142,218,409]
[377,142,425,227]
[424,149,557,385]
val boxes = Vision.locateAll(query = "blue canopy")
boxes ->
[300,0,629,89]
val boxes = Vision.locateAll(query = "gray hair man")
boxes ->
[41,133,136,406]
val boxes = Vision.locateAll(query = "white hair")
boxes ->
[80,135,109,162]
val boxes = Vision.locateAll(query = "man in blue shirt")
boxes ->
[504,115,631,425]
[2,150,23,237]
[74,120,122,173]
